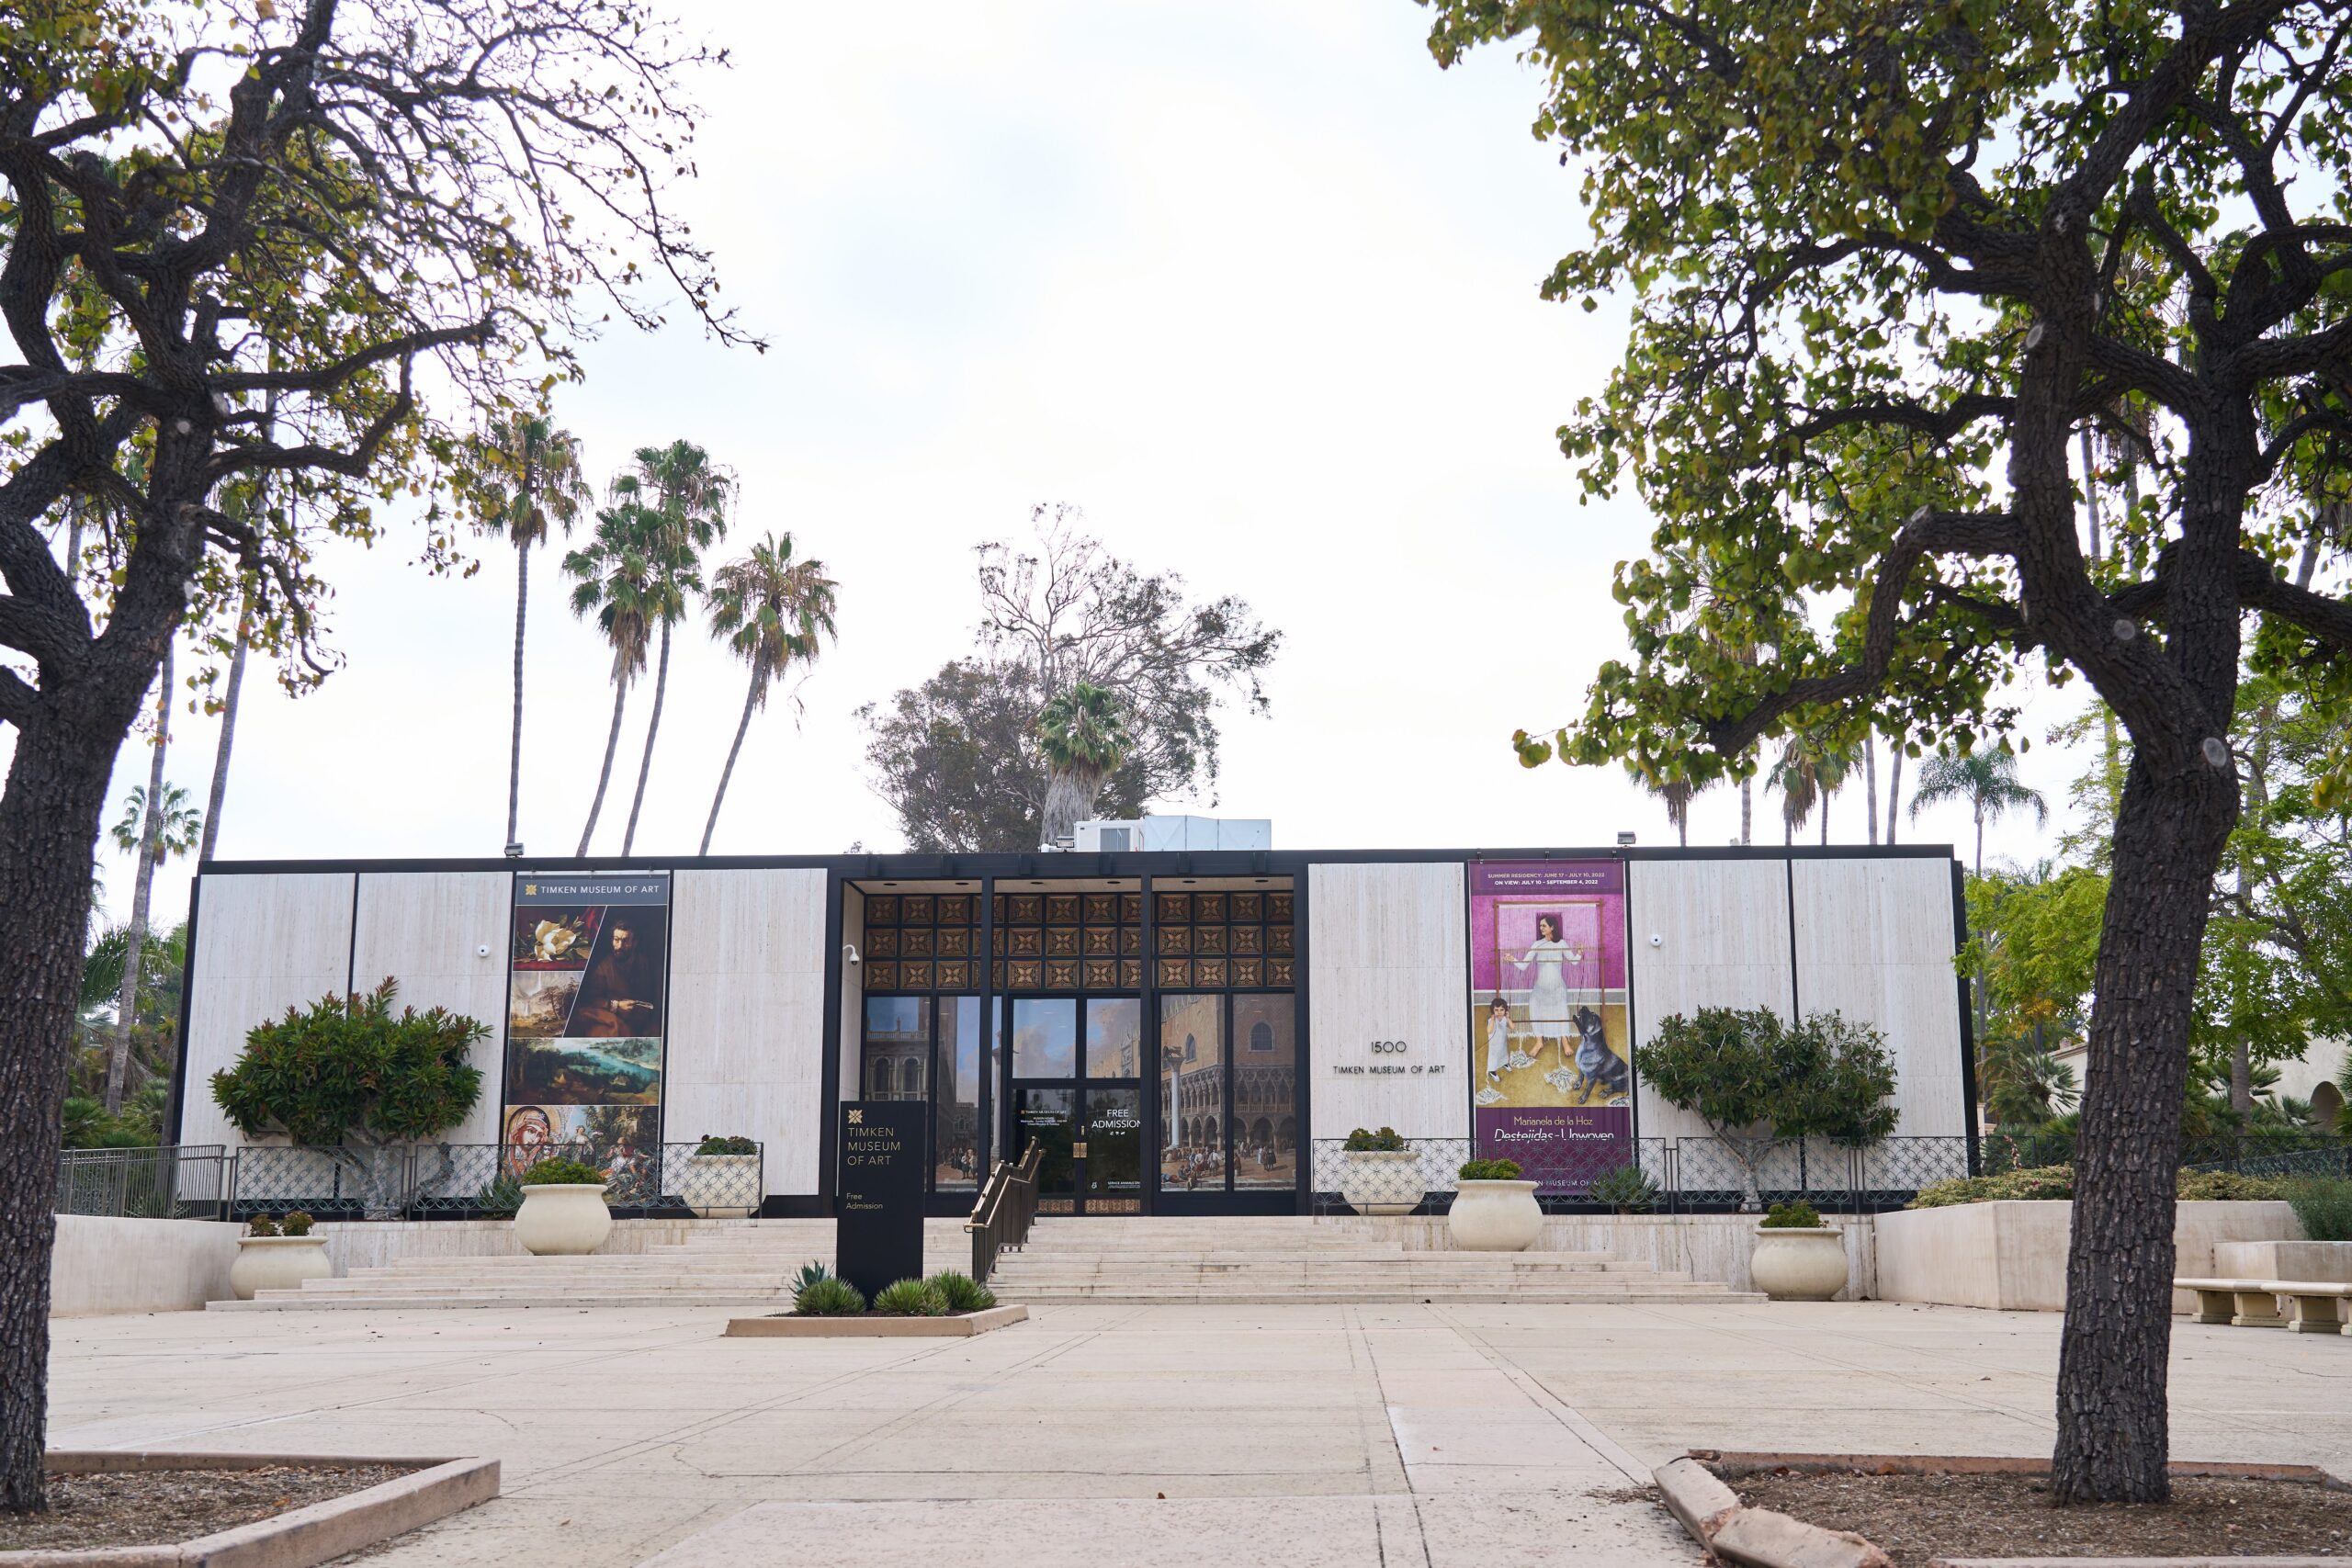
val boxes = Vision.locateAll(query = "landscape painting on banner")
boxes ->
[1467,860,1634,1195]
[502,872,671,1201]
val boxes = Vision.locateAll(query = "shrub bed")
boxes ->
[1909,1164,2292,1209]
[785,1266,997,1318]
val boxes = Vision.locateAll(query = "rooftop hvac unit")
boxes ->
[1071,815,1272,853]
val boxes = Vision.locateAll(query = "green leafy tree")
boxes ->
[702,532,839,853]
[1634,1007,1896,1209]
[210,981,487,1149]
[609,441,731,855]
[1035,682,1135,849]
[862,505,1278,852]
[467,412,592,855]
[1425,0,2352,1502]
[1909,750,2050,878]
[0,0,743,1511]
[74,920,187,1114]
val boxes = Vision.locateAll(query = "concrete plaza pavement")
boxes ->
[47,1300,2352,1566]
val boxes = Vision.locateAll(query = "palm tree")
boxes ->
[1036,682,1133,849]
[1770,734,1850,845]
[471,412,591,854]
[564,505,661,856]
[198,394,278,864]
[1637,773,1696,846]
[702,533,839,853]
[1908,749,2049,876]
[105,779,200,1111]
[613,441,731,856]
[1979,1033,2081,1127]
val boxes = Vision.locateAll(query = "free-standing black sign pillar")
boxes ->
[835,1101,926,1303]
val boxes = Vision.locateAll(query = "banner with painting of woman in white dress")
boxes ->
[1467,860,1634,1195]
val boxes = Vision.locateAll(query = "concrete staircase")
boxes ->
[218,1216,1760,1310]
[986,1217,1762,1304]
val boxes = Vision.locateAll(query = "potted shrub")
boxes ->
[514,1156,613,1256]
[1748,1200,1848,1301]
[227,1211,332,1300]
[1338,1127,1421,1215]
[1448,1157,1542,1251]
[210,980,488,1219]
[684,1134,760,1219]
[1587,1163,1659,1215]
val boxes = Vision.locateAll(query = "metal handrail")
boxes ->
[966,1141,1042,1285]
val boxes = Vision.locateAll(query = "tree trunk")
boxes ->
[107,642,173,1114]
[701,661,763,855]
[1973,805,1985,880]
[577,676,631,857]
[1739,775,1752,844]
[505,539,530,852]
[0,611,174,1510]
[1885,748,1903,843]
[0,729,116,1513]
[621,620,673,856]
[1038,764,1102,850]
[1864,735,1879,845]
[198,581,253,864]
[2050,757,2238,1505]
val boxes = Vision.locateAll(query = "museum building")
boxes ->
[169,840,1976,1217]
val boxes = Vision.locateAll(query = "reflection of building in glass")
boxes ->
[862,996,928,1103]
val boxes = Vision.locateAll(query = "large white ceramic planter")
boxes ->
[683,1154,760,1220]
[514,1183,612,1256]
[1339,1149,1423,1216]
[228,1235,333,1300]
[1448,1179,1543,1251]
[1749,1224,1848,1301]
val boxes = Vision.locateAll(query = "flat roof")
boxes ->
[196,843,1961,877]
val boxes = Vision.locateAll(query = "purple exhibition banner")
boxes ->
[1467,860,1634,1195]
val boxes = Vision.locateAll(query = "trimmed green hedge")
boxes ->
[1909,1164,2292,1209]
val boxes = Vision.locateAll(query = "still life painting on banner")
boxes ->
[1467,860,1634,1194]
[501,872,671,1201]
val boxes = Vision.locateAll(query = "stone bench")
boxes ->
[2177,1276,2352,1335]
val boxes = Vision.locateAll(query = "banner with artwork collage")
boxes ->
[503,872,671,1201]
[1467,860,1634,1195]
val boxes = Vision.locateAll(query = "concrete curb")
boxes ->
[6,1454,499,1568]
[1653,1454,1891,1568]
[723,1304,1028,1337]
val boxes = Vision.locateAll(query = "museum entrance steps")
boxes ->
[982,1217,1763,1304]
[217,1216,1760,1309]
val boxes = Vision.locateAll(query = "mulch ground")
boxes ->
[0,1463,416,1549]
[1726,1468,2352,1564]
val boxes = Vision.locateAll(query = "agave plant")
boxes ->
[790,1258,833,1296]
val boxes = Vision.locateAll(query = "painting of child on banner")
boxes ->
[1467,860,1634,1194]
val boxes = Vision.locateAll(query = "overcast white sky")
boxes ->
[78,1,2093,935]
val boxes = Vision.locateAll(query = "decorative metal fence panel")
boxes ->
[1309,1138,1470,1213]
[1982,1126,2349,1181]
[1311,1134,1971,1214]
[219,1142,763,1221]
[55,1145,227,1219]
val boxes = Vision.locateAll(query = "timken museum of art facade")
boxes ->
[169,842,1978,1218]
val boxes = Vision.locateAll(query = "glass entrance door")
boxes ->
[1080,1085,1143,1212]
[1006,995,1143,1214]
